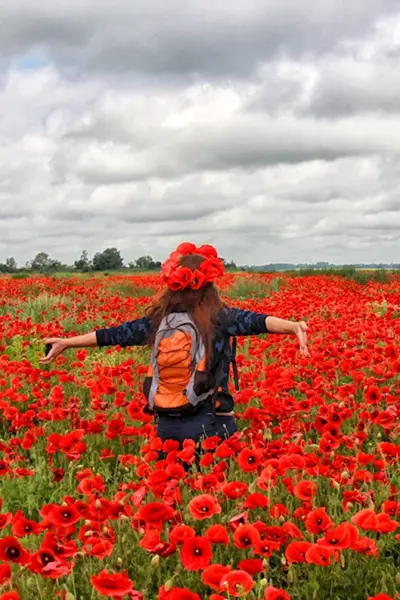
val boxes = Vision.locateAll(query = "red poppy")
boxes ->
[77,475,106,496]
[365,385,382,405]
[188,495,221,520]
[317,523,355,550]
[293,480,318,501]
[168,267,193,291]
[90,570,134,598]
[282,522,304,540]
[353,537,379,557]
[220,570,254,597]
[0,514,13,531]
[200,257,225,282]
[0,563,11,585]
[205,524,230,545]
[305,544,335,566]
[262,526,287,546]
[382,501,400,516]
[45,504,81,528]
[138,531,176,558]
[305,508,334,534]
[376,513,398,533]
[197,244,218,258]
[180,536,212,571]
[29,549,71,579]
[136,502,175,528]
[158,586,201,600]
[237,448,264,472]
[255,539,281,558]
[201,564,231,591]
[11,511,41,538]
[285,541,312,564]
[229,512,249,531]
[169,525,196,546]
[368,595,395,600]
[0,537,30,565]
[83,537,114,558]
[237,558,264,575]
[233,524,261,549]
[264,586,291,600]
[243,493,269,510]
[42,533,77,558]
[269,503,288,519]
[0,592,20,600]
[222,481,248,500]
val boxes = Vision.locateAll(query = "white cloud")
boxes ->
[0,1,400,266]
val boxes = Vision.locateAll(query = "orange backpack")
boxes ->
[143,313,221,416]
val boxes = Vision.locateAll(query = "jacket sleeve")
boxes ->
[96,316,152,347]
[218,306,269,336]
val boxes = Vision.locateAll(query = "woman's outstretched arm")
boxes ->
[265,316,309,356]
[220,307,310,357]
[39,332,98,364]
[40,316,152,364]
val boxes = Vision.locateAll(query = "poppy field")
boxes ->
[0,271,399,600]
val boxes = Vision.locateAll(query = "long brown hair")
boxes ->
[146,254,222,360]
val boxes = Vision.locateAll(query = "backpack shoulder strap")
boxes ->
[230,337,240,392]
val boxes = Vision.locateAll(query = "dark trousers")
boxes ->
[156,401,237,444]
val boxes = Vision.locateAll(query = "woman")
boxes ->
[40,242,309,444]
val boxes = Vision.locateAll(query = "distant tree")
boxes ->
[128,256,162,270]
[92,248,124,271]
[30,252,62,273]
[74,250,91,272]
[132,255,157,270]
[0,257,18,273]
[222,258,237,270]
[5,257,17,272]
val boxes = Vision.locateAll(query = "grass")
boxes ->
[227,276,286,300]
[280,267,397,285]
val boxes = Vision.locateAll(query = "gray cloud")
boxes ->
[1,1,400,266]
[1,0,399,80]
[306,59,400,118]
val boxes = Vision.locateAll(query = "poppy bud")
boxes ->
[395,573,400,585]
[151,555,160,567]
[27,577,37,591]
[287,568,295,583]
[164,580,174,591]
[116,557,123,567]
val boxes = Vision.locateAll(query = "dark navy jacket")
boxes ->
[96,306,269,391]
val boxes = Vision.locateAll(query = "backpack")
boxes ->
[143,312,239,416]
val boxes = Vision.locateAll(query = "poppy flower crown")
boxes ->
[161,242,225,291]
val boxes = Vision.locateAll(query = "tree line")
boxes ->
[0,249,237,274]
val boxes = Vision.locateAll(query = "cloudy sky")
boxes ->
[1,0,400,266]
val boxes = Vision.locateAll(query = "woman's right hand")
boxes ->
[39,338,69,364]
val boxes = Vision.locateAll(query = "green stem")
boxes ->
[34,575,45,600]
